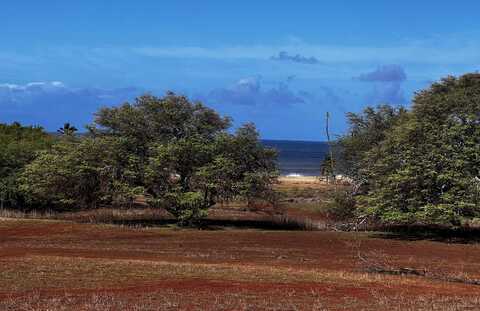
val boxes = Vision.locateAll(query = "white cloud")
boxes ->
[0,81,142,130]
[0,81,66,91]
[202,76,305,107]
[0,83,20,90]
[130,35,480,65]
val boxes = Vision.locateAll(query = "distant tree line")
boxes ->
[3,74,479,227]
[0,93,278,225]
[335,73,480,226]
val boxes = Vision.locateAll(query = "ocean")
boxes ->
[262,140,329,176]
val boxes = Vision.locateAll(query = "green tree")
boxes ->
[145,123,278,224]
[336,104,408,192]
[57,123,78,136]
[18,93,277,222]
[20,136,142,210]
[92,93,232,186]
[361,74,480,225]
[222,124,278,206]
[0,122,52,209]
[88,93,276,224]
[320,154,335,182]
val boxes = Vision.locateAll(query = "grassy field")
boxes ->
[1,178,480,310]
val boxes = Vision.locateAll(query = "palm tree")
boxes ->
[57,123,78,136]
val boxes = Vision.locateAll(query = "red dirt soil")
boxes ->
[1,219,480,310]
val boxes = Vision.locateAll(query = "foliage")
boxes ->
[362,74,480,225]
[90,93,233,187]
[0,122,52,209]
[324,190,356,221]
[338,74,480,226]
[12,93,277,222]
[145,122,278,223]
[57,123,78,136]
[215,123,278,205]
[335,104,408,189]
[320,154,336,183]
[20,136,143,210]
[157,191,208,226]
[93,93,231,160]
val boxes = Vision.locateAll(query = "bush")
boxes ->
[0,122,52,210]
[338,74,480,226]
[324,191,356,222]
[142,111,278,225]
[20,137,142,210]
[16,93,278,223]
[163,191,208,225]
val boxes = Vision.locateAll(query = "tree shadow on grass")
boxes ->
[109,217,311,231]
[370,225,480,244]
[109,218,178,228]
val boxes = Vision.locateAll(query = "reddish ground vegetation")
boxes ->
[1,218,480,310]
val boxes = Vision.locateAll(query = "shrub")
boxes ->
[17,93,278,224]
[338,74,480,226]
[0,122,52,210]
[161,191,208,225]
[20,137,142,210]
[324,191,356,222]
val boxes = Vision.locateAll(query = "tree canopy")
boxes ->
[338,74,480,226]
[0,122,52,209]
[18,93,278,224]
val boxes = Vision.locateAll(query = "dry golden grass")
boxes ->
[2,287,480,311]
[1,254,445,292]
[0,291,330,311]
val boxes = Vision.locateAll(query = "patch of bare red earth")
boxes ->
[1,220,480,309]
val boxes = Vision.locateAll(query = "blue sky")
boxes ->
[1,1,480,140]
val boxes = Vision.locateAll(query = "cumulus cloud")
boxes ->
[204,76,305,106]
[0,81,141,130]
[353,65,408,105]
[129,33,480,65]
[193,77,350,140]
[355,65,407,82]
[365,82,406,105]
[1,81,65,89]
[270,51,319,65]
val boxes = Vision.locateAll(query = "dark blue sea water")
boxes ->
[262,140,329,176]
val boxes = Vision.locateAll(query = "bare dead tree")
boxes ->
[325,112,336,190]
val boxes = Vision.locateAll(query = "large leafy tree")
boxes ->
[20,136,142,210]
[360,74,480,225]
[335,104,407,191]
[145,123,278,224]
[0,122,52,209]
[135,95,277,224]
[92,93,232,185]
[21,93,278,223]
